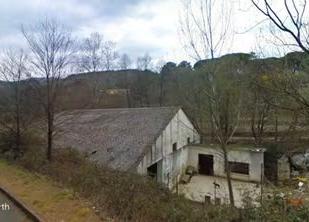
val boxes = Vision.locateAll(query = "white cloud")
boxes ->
[75,0,186,62]
[0,0,289,64]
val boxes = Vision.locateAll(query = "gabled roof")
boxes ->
[54,107,180,171]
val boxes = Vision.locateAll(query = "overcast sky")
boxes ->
[0,0,278,64]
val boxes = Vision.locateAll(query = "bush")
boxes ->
[240,190,309,222]
[10,147,239,222]
[18,146,47,171]
[5,146,309,221]
[0,129,43,160]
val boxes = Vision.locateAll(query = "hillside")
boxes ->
[1,52,309,142]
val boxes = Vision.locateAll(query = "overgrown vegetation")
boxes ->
[1,1,309,220]
[4,147,238,222]
[1,145,308,221]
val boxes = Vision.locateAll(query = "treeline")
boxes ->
[62,51,309,143]
[1,18,309,165]
[73,32,157,72]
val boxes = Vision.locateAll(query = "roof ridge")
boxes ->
[59,106,181,113]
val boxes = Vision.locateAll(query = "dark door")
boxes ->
[199,154,214,175]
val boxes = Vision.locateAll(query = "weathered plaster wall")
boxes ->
[137,109,264,186]
[187,145,264,182]
[277,155,290,181]
[137,109,200,188]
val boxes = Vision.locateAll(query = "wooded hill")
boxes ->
[1,52,309,147]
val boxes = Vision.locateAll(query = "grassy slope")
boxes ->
[0,160,104,222]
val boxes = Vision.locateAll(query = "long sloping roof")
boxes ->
[54,107,180,171]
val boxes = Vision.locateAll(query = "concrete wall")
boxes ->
[187,145,264,182]
[277,155,290,181]
[137,108,200,188]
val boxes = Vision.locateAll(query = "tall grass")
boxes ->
[14,147,237,222]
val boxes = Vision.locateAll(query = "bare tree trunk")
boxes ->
[0,50,28,158]
[275,112,278,142]
[159,74,164,106]
[15,100,21,158]
[222,144,235,207]
[208,100,215,142]
[14,80,21,158]
[125,73,131,108]
[46,78,53,161]
[126,89,131,108]
[47,109,53,161]
[22,19,74,161]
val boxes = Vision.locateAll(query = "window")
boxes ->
[187,137,191,144]
[172,142,177,152]
[228,162,249,175]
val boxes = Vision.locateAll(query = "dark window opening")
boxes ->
[173,142,177,152]
[198,154,214,176]
[147,163,157,179]
[229,162,249,175]
[187,137,191,144]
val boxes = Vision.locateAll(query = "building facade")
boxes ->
[55,106,265,205]
[187,145,265,182]
[136,108,200,188]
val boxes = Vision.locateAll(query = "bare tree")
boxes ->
[78,32,104,72]
[0,49,29,157]
[251,0,309,134]
[136,53,152,71]
[179,0,237,206]
[180,0,234,140]
[251,0,309,54]
[102,41,118,71]
[248,86,271,147]
[78,32,118,72]
[244,58,276,147]
[204,55,250,207]
[118,53,132,70]
[22,19,75,161]
[179,0,233,60]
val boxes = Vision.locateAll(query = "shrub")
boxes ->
[10,147,239,221]
[0,129,43,160]
[5,146,309,221]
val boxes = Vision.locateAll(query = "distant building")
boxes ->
[100,88,130,108]
[103,88,129,96]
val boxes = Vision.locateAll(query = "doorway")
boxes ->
[198,154,214,175]
[147,162,157,179]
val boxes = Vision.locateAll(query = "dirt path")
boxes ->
[0,160,104,222]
